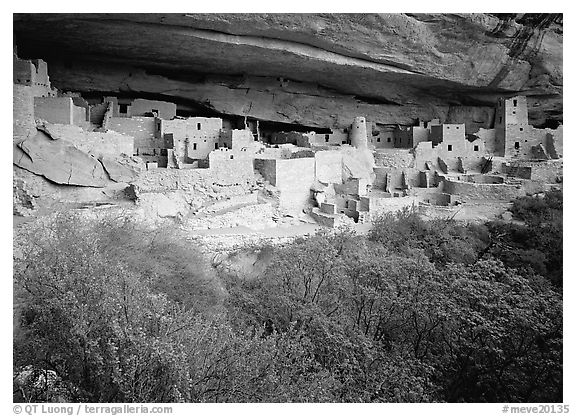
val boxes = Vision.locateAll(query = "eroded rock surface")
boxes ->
[14,131,110,187]
[14,13,562,129]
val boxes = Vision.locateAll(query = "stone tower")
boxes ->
[350,116,368,148]
[495,96,529,158]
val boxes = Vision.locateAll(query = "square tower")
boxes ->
[495,96,530,157]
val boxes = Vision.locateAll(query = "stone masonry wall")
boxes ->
[34,97,73,125]
[314,150,343,184]
[443,178,525,201]
[41,124,134,157]
[108,116,158,150]
[275,158,316,212]
[13,85,35,142]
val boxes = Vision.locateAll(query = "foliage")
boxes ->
[14,190,563,402]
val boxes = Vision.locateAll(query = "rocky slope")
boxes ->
[13,13,562,129]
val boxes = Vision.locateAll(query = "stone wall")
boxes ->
[314,150,343,184]
[13,85,35,142]
[254,158,277,185]
[89,102,108,125]
[108,116,157,149]
[131,164,253,195]
[130,98,176,119]
[73,105,87,126]
[40,124,134,157]
[208,149,255,185]
[368,195,420,215]
[442,178,525,201]
[413,138,485,172]
[162,117,222,160]
[275,158,316,212]
[474,128,497,154]
[219,129,254,150]
[34,97,73,125]
[373,149,414,168]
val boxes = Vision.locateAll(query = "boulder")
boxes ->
[14,130,109,187]
[99,155,143,183]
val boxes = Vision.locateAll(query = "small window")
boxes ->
[230,155,234,159]
[325,134,330,142]
[377,138,381,142]
[215,143,219,149]
[387,137,391,143]
[473,145,479,151]
[512,111,516,115]
[499,116,503,123]
[193,143,197,150]
[514,142,520,150]
[119,103,128,114]
[513,99,517,107]
[446,126,450,129]
[197,123,201,130]
[448,145,453,151]
[456,126,459,129]
[519,127,523,131]
[342,140,347,144]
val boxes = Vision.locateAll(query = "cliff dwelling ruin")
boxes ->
[13,13,563,237]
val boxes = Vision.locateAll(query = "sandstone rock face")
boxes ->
[14,13,562,129]
[14,131,110,187]
[99,155,143,183]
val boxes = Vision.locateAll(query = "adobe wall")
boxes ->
[162,117,222,160]
[371,125,395,149]
[72,105,87,127]
[503,125,542,159]
[394,127,411,148]
[219,129,254,149]
[430,124,466,146]
[275,158,316,212]
[270,131,298,145]
[130,166,253,195]
[373,149,414,168]
[208,149,255,185]
[413,138,485,172]
[108,116,157,149]
[373,167,387,190]
[412,126,430,148]
[350,117,368,148]
[495,96,529,127]
[368,195,420,215]
[14,58,35,85]
[442,178,525,201]
[130,99,177,119]
[14,57,54,97]
[325,130,348,146]
[254,158,277,184]
[376,167,423,192]
[530,162,563,183]
[314,150,343,184]
[474,128,497,154]
[505,160,563,183]
[395,126,429,149]
[13,85,35,142]
[34,97,73,125]
[42,124,134,157]
[546,125,563,158]
[90,102,108,125]
[255,147,292,160]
